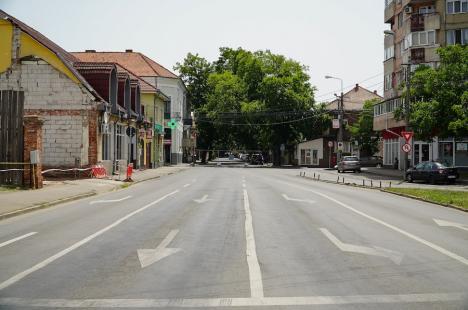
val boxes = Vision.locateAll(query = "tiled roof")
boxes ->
[114,64,157,94]
[0,10,103,102]
[73,62,116,74]
[71,51,179,79]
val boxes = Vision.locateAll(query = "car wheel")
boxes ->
[406,174,413,183]
[357,169,361,173]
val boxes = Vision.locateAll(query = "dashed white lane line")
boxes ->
[89,196,131,205]
[0,232,37,249]
[0,190,179,291]
[183,184,191,188]
[0,293,464,308]
[276,179,468,267]
[243,189,264,298]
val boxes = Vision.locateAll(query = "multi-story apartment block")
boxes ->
[375,0,468,169]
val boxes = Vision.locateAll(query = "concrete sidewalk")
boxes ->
[0,165,190,219]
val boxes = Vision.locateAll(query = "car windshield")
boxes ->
[344,156,359,161]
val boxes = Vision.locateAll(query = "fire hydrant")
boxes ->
[125,163,134,182]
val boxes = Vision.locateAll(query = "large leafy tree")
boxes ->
[348,99,380,156]
[175,47,326,165]
[396,45,468,141]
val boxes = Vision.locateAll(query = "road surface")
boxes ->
[0,167,467,309]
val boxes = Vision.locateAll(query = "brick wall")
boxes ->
[0,59,99,168]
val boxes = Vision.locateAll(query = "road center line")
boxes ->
[0,232,37,249]
[0,293,464,308]
[276,179,468,267]
[0,190,179,291]
[243,189,264,298]
[89,196,131,205]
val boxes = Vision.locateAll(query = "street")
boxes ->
[0,167,468,309]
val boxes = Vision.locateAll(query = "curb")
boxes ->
[297,175,467,213]
[0,191,97,221]
[380,189,467,213]
[0,167,190,221]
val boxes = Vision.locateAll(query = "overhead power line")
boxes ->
[315,72,383,99]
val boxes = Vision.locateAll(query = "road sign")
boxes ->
[337,142,343,150]
[332,119,339,129]
[402,143,412,153]
[401,131,413,143]
[328,141,333,148]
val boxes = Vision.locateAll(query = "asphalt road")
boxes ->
[0,167,467,309]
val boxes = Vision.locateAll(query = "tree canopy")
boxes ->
[175,47,329,164]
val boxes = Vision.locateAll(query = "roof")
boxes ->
[0,10,103,102]
[325,84,382,112]
[71,51,179,79]
[73,62,117,74]
[114,64,156,94]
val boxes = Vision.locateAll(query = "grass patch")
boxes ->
[0,185,21,192]
[120,183,131,189]
[386,188,468,210]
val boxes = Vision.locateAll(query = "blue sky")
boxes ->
[2,0,386,101]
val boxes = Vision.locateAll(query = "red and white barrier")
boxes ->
[91,165,107,179]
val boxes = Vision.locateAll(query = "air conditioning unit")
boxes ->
[404,5,413,14]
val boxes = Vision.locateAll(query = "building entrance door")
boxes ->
[414,143,431,166]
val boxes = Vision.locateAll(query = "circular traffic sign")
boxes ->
[328,141,333,148]
[402,143,412,153]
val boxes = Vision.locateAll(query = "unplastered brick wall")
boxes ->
[0,60,98,167]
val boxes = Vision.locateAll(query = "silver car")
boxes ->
[337,156,361,173]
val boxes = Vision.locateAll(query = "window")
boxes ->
[447,29,468,45]
[447,0,468,14]
[102,125,111,160]
[406,30,436,48]
[385,0,394,7]
[305,149,311,165]
[312,150,318,165]
[384,138,400,166]
[384,46,394,60]
[419,6,435,14]
[384,73,393,91]
[116,124,125,160]
[398,12,404,28]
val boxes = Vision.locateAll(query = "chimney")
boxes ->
[125,49,133,53]
[374,90,378,94]
[85,49,96,53]
[354,83,359,91]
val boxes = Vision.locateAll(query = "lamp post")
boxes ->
[384,30,411,180]
[325,75,344,162]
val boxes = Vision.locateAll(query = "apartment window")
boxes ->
[447,0,468,14]
[447,29,468,45]
[312,150,318,165]
[407,30,436,48]
[384,73,393,91]
[385,0,394,7]
[384,138,400,166]
[398,12,404,28]
[419,6,435,14]
[384,46,395,60]
[116,124,125,160]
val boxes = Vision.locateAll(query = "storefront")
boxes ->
[437,138,468,168]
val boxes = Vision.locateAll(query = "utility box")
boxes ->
[30,150,40,164]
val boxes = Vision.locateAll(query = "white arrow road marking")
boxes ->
[137,230,181,268]
[320,228,403,265]
[434,219,468,232]
[89,196,131,205]
[193,195,212,204]
[0,190,179,291]
[0,232,37,249]
[282,194,315,204]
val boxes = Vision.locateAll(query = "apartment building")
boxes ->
[375,0,468,169]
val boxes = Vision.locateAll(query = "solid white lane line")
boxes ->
[243,189,263,298]
[277,180,468,267]
[183,184,191,188]
[89,196,131,205]
[0,232,37,249]
[0,190,179,291]
[0,293,464,308]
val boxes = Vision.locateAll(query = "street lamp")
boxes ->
[325,75,344,162]
[383,30,411,180]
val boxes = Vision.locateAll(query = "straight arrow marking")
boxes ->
[137,230,181,268]
[434,219,468,232]
[193,195,211,204]
[89,196,131,205]
[320,228,403,265]
[282,194,315,204]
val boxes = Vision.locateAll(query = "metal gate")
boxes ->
[0,90,25,185]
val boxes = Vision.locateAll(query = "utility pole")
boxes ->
[403,63,411,180]
[325,75,344,163]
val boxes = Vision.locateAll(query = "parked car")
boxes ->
[406,161,459,184]
[337,156,361,173]
[240,154,250,162]
[359,156,383,167]
[250,154,264,165]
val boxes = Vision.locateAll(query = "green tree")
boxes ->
[395,45,468,141]
[348,99,380,156]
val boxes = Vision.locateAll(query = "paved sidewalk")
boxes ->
[0,165,190,218]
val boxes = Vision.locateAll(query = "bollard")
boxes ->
[125,163,134,182]
[318,174,320,180]
[337,176,339,183]
[380,181,382,188]
[342,178,345,184]
[314,173,316,179]
[371,180,373,187]
[363,179,365,187]
[389,182,392,188]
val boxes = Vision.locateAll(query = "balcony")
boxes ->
[411,13,440,32]
[385,1,395,23]
[411,48,425,64]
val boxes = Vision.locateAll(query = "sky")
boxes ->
[1,0,386,102]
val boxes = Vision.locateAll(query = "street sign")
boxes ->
[337,142,343,150]
[402,143,412,153]
[401,131,413,143]
[332,119,339,129]
[328,141,333,148]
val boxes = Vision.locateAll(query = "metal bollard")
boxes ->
[389,182,392,188]
[318,174,320,180]
[337,176,340,183]
[380,181,382,188]
[314,173,316,179]
[371,180,373,187]
[362,179,365,187]
[342,178,345,184]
